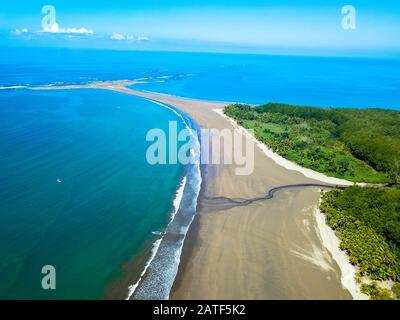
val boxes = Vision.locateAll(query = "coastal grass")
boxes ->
[224,103,400,183]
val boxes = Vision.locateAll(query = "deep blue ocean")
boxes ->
[0,47,399,299]
[1,47,399,109]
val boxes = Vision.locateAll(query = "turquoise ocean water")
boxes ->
[0,88,196,299]
[0,47,399,299]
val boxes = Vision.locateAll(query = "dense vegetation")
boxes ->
[224,103,400,183]
[360,283,394,300]
[320,186,400,294]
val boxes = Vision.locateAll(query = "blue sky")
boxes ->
[0,0,399,56]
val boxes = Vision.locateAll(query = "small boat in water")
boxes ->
[152,231,164,237]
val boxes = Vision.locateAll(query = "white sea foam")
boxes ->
[0,85,26,90]
[126,238,162,300]
[125,176,187,300]
[169,176,187,224]
[157,76,172,79]
[127,100,202,300]
[149,100,199,144]
[166,158,201,300]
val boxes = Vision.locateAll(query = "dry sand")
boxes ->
[31,83,353,299]
[315,203,368,300]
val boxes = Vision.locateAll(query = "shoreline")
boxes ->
[26,81,206,299]
[214,109,361,187]
[315,201,368,300]
[28,81,354,299]
[126,175,188,300]
[128,100,202,300]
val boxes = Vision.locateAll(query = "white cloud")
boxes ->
[110,32,126,40]
[110,32,149,41]
[42,22,94,35]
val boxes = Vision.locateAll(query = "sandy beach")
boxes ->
[31,82,353,299]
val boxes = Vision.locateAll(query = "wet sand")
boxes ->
[31,83,352,299]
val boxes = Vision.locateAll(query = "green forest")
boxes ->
[224,103,400,183]
[321,187,400,280]
[321,186,400,299]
